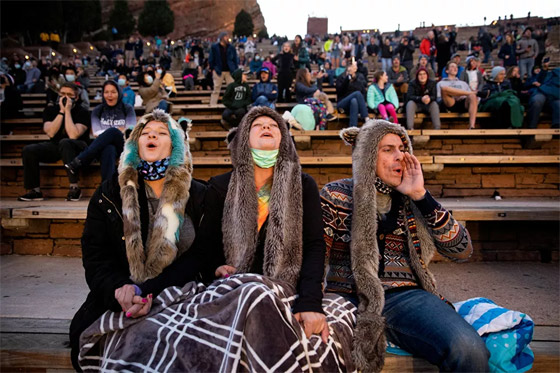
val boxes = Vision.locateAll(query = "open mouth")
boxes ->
[393,168,402,176]
[260,132,273,138]
[147,142,157,149]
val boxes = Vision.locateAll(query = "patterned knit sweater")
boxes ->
[320,178,472,294]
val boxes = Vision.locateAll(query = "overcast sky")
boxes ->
[258,0,559,37]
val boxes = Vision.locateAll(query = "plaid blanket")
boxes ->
[79,274,357,372]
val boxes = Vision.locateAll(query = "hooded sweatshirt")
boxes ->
[222,69,251,110]
[91,80,136,136]
[251,68,278,102]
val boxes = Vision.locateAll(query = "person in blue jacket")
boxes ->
[252,67,278,109]
[209,32,238,105]
[117,74,135,107]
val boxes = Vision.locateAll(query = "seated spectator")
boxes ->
[249,53,263,76]
[76,66,90,90]
[261,55,277,77]
[478,66,523,128]
[221,69,251,128]
[156,65,177,98]
[410,54,436,81]
[498,33,517,67]
[387,56,409,100]
[9,60,26,90]
[45,68,65,106]
[367,70,399,124]
[0,72,23,119]
[129,58,142,80]
[335,57,348,77]
[295,68,319,104]
[113,57,129,78]
[182,61,197,91]
[252,67,278,109]
[335,61,368,127]
[460,56,484,92]
[272,42,295,102]
[137,71,170,113]
[19,83,91,201]
[406,67,440,129]
[196,63,212,90]
[527,67,559,128]
[437,61,478,129]
[65,80,136,181]
[506,66,529,101]
[317,60,335,90]
[117,74,135,107]
[441,53,464,78]
[21,59,41,93]
[65,67,90,110]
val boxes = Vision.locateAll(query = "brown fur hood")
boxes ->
[222,106,304,287]
[340,119,438,372]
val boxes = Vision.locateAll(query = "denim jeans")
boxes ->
[76,127,124,181]
[519,58,535,79]
[384,289,490,372]
[337,91,368,127]
[527,93,560,128]
[381,58,392,72]
[253,95,275,109]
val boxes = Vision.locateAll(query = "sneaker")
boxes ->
[18,190,44,201]
[66,187,82,201]
[64,158,81,175]
[219,119,230,131]
[326,113,338,121]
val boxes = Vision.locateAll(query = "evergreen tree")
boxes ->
[137,0,174,37]
[233,9,253,38]
[257,28,269,39]
[109,0,136,38]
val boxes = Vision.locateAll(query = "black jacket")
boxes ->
[406,78,437,106]
[199,171,326,314]
[69,175,207,371]
[336,71,367,101]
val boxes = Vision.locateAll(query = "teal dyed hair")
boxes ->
[124,142,141,168]
[168,126,185,167]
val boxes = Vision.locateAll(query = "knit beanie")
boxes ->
[490,66,506,81]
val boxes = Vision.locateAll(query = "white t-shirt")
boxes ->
[467,70,478,91]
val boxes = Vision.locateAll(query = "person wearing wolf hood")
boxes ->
[320,120,490,372]
[69,109,208,371]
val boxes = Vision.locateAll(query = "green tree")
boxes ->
[137,0,174,37]
[62,0,102,42]
[257,28,269,39]
[109,0,136,38]
[233,9,253,38]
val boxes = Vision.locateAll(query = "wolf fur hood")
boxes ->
[341,119,438,372]
[222,106,304,287]
[118,109,193,283]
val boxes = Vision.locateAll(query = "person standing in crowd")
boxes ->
[336,61,368,128]
[354,34,366,61]
[21,59,41,93]
[368,70,400,124]
[516,27,538,79]
[221,69,251,128]
[341,35,354,60]
[437,61,478,129]
[406,67,440,129]
[65,80,136,182]
[533,29,548,67]
[209,32,238,105]
[331,34,342,69]
[498,33,517,67]
[292,34,310,69]
[19,83,90,201]
[420,31,437,73]
[272,42,295,103]
[380,37,393,72]
[435,27,456,77]
[366,36,380,73]
[396,36,415,72]
[387,56,409,100]
[124,37,135,67]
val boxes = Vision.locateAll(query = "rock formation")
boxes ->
[101,0,266,39]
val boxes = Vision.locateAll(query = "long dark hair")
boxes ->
[295,68,311,87]
[97,79,125,119]
[137,70,155,87]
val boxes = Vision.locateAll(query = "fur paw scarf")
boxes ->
[118,109,193,283]
[340,119,438,372]
[222,106,304,288]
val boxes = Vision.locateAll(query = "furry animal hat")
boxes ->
[118,109,193,283]
[222,106,304,287]
[340,119,437,372]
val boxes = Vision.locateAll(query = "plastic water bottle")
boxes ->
[105,74,108,81]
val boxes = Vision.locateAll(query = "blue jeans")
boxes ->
[77,127,124,181]
[157,100,169,112]
[519,58,535,79]
[381,58,392,72]
[337,91,368,127]
[384,289,489,372]
[528,93,560,128]
[253,95,275,109]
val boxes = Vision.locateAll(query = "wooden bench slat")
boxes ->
[434,155,560,164]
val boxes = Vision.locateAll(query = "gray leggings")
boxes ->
[406,100,441,130]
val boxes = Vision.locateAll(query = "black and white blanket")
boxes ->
[79,274,357,372]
